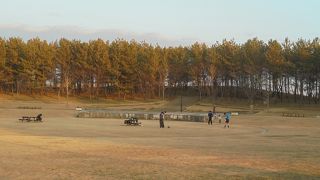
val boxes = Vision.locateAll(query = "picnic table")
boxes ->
[124,117,141,126]
[19,114,43,122]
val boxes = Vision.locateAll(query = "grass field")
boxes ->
[0,95,319,179]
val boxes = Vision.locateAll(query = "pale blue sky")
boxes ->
[0,0,319,46]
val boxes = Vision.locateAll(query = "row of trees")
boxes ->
[0,37,319,104]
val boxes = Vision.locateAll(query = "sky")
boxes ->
[0,0,319,46]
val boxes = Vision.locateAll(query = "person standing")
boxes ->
[224,112,231,128]
[159,111,165,128]
[208,111,213,125]
[218,114,222,123]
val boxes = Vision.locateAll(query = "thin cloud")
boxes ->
[47,12,63,18]
[0,24,197,46]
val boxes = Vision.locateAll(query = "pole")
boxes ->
[267,90,270,112]
[180,95,182,112]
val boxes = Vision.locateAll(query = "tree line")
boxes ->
[0,37,319,104]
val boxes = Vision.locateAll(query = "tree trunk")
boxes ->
[16,80,19,95]
[198,78,202,101]
[161,80,165,100]
[280,76,283,104]
[317,77,320,104]
[66,76,69,105]
[286,76,290,102]
[294,75,298,103]
[268,73,272,106]
[158,79,161,99]
[300,78,304,103]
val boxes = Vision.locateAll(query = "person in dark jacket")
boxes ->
[208,111,213,125]
[36,113,42,122]
[159,111,165,128]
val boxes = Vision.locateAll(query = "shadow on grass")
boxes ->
[210,165,319,180]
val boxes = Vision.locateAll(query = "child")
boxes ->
[218,114,222,123]
[224,112,231,128]
[214,113,217,123]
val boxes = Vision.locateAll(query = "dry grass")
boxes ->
[0,97,319,179]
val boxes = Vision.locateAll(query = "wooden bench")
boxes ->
[19,114,43,122]
[17,106,41,109]
[282,112,304,118]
